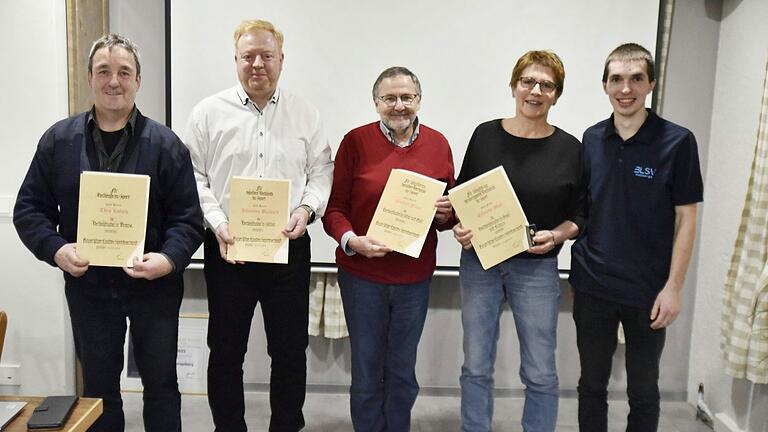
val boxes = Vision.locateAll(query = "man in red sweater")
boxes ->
[322,66,455,431]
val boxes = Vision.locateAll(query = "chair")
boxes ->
[0,311,7,361]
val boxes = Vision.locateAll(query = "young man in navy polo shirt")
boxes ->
[570,43,703,432]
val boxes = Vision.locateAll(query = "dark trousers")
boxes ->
[204,230,311,432]
[65,282,183,432]
[573,290,666,432]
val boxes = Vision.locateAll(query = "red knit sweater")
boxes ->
[322,122,455,284]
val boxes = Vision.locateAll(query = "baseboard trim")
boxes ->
[242,383,687,401]
[714,412,745,432]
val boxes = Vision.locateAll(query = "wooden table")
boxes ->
[0,396,102,432]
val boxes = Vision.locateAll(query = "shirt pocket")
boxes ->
[270,133,307,173]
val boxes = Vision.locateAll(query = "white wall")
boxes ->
[169,0,660,269]
[663,0,720,407]
[110,0,165,123]
[0,0,75,395]
[688,0,768,430]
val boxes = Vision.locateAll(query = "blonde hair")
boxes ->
[233,19,284,52]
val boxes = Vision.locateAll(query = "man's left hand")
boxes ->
[283,208,309,240]
[124,253,173,280]
[650,284,681,329]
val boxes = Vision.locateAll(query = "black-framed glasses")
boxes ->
[378,94,420,107]
[518,77,558,93]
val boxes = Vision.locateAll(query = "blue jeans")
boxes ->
[459,249,560,432]
[573,290,665,432]
[338,269,431,432]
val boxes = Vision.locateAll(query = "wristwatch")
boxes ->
[298,204,316,224]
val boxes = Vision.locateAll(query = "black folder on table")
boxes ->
[27,396,77,430]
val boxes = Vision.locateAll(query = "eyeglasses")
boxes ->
[518,77,558,94]
[378,94,420,107]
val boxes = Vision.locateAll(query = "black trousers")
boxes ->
[204,230,311,432]
[573,290,666,432]
[66,281,183,432]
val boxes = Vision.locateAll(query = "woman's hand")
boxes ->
[452,223,473,250]
[527,230,557,255]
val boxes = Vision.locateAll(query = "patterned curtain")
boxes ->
[721,59,768,384]
[308,273,348,339]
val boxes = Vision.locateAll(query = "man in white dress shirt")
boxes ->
[184,19,333,432]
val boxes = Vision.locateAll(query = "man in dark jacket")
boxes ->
[13,33,203,432]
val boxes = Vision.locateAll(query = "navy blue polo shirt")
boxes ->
[570,109,703,308]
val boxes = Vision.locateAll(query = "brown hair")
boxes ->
[602,43,655,83]
[510,50,565,98]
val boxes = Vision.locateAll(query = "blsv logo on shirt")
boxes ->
[633,165,656,179]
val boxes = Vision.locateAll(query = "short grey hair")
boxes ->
[372,66,422,99]
[88,33,141,76]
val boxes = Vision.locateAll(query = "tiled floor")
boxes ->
[123,391,713,431]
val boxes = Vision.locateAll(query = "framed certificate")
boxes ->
[366,169,447,258]
[76,171,150,267]
[448,166,530,269]
[227,177,291,263]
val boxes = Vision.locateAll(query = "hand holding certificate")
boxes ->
[448,166,531,269]
[227,177,291,263]
[76,171,150,267]
[366,169,447,258]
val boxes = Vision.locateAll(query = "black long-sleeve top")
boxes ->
[456,119,586,259]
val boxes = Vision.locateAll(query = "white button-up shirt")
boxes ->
[184,85,334,231]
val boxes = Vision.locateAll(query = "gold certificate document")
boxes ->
[76,171,150,267]
[448,166,530,270]
[366,169,447,258]
[227,177,290,263]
